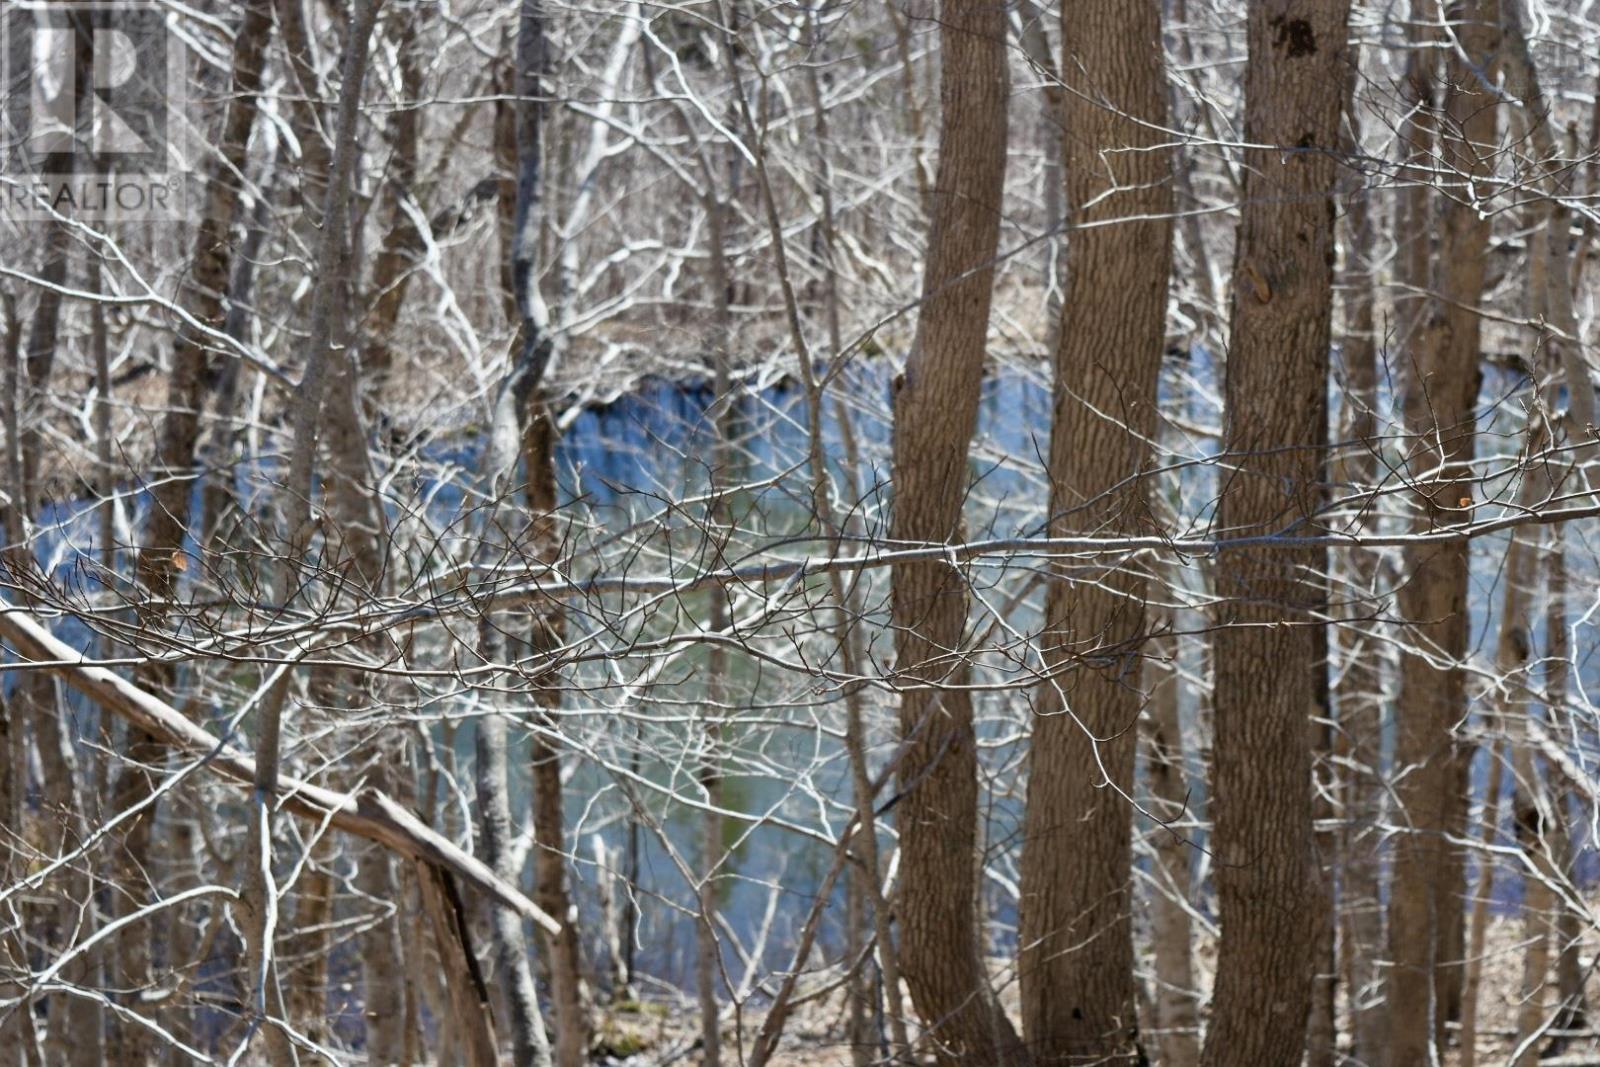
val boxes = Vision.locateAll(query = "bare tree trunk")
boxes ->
[474,707,554,1067]
[107,4,271,1058]
[1387,5,1495,1059]
[362,2,427,401]
[12,178,88,1067]
[1503,520,1552,1067]
[1544,531,1589,1043]
[1142,629,1198,1067]
[510,8,590,1063]
[271,0,333,219]
[693,129,741,1067]
[526,411,592,1067]
[474,5,576,1065]
[1012,0,1062,325]
[1201,4,1348,1065]
[289,834,337,1044]
[416,863,500,1067]
[1500,0,1598,449]
[1,285,43,1067]
[241,0,383,1060]
[887,1,1022,1061]
[1511,781,1554,1067]
[1459,738,1507,1067]
[1017,2,1172,1063]
[1502,5,1600,1027]
[1335,45,1386,1065]
[883,0,931,218]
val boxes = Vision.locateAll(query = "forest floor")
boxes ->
[589,907,1600,1065]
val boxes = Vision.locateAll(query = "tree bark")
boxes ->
[1387,4,1495,1058]
[888,0,1022,1061]
[1201,4,1349,1065]
[241,1,387,1058]
[1544,531,1589,1044]
[1459,737,1507,1067]
[527,412,592,1067]
[112,4,272,1057]
[1334,44,1386,1066]
[1141,629,1198,1067]
[1017,1,1172,1062]
[476,4,581,1064]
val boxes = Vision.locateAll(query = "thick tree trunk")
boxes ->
[888,1,1021,1062]
[1200,4,1348,1065]
[1017,2,1172,1063]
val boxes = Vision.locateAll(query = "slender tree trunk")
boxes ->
[888,1,1022,1061]
[509,8,590,1062]
[1459,737,1506,1067]
[271,0,333,219]
[1544,531,1589,1042]
[0,298,29,1067]
[106,4,271,1053]
[474,707,554,1067]
[362,3,427,401]
[1017,2,1172,1063]
[241,1,383,1060]
[1511,780,1554,1067]
[13,171,84,1067]
[1013,0,1062,324]
[883,0,931,218]
[692,119,742,1067]
[61,259,114,1067]
[1335,45,1386,1065]
[1504,539,1552,1067]
[1142,629,1198,1067]
[526,411,592,1067]
[1201,4,1349,1065]
[1387,5,1495,1059]
[476,5,573,1065]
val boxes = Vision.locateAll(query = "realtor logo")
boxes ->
[1,1,188,220]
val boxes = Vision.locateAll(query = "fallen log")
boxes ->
[0,603,560,935]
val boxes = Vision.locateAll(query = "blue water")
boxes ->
[5,352,1597,1028]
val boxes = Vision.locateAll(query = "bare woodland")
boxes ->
[4,0,1600,1064]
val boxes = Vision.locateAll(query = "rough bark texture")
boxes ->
[888,1,1021,1061]
[1387,5,1495,1059]
[1142,631,1199,1067]
[1017,1,1172,1062]
[1200,4,1348,1065]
